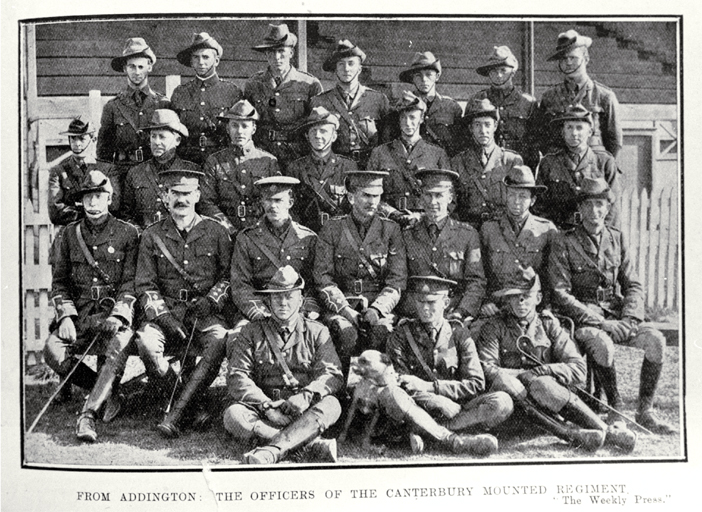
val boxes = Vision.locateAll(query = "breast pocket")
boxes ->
[444,250,465,279]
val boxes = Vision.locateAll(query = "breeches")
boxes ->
[575,325,665,366]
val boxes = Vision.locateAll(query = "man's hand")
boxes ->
[58,317,77,343]
[192,297,214,318]
[391,209,422,228]
[262,402,292,427]
[99,316,123,338]
[155,313,187,344]
[600,319,633,343]
[341,306,361,327]
[447,310,472,328]
[279,391,312,418]
[399,374,433,393]
[480,302,500,318]
[362,307,382,326]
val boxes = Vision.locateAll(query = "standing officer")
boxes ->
[44,171,139,442]
[121,109,199,229]
[246,23,323,168]
[171,32,243,165]
[470,46,539,169]
[311,40,390,168]
[549,178,674,434]
[97,38,169,173]
[287,106,356,232]
[396,51,463,157]
[451,98,523,229]
[134,169,232,437]
[199,100,281,236]
[401,169,485,324]
[367,91,450,227]
[535,30,622,158]
[535,104,620,230]
[225,266,343,464]
[314,170,407,374]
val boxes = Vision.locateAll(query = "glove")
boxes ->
[399,374,433,393]
[57,317,77,343]
[340,306,361,327]
[99,316,123,338]
[446,310,472,328]
[480,302,500,318]
[600,319,632,344]
[362,307,382,326]
[517,370,539,387]
[192,297,214,318]
[262,402,293,427]
[155,313,187,344]
[279,391,313,418]
[390,209,421,228]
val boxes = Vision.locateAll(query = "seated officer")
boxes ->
[400,169,485,324]
[224,266,343,464]
[451,98,523,229]
[477,266,637,452]
[535,104,620,229]
[121,109,199,229]
[134,169,232,437]
[549,178,674,434]
[287,106,356,233]
[44,171,138,442]
[199,100,281,236]
[385,276,510,455]
[367,91,451,227]
[314,170,407,374]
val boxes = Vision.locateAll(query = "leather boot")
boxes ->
[561,394,635,451]
[59,360,98,391]
[446,433,499,457]
[519,399,604,452]
[76,410,98,443]
[593,363,622,410]
[636,359,675,434]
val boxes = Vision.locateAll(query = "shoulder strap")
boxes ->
[402,323,438,383]
[330,93,369,145]
[151,233,206,294]
[75,224,111,284]
[404,229,446,279]
[341,221,378,279]
[244,231,282,269]
[261,321,300,389]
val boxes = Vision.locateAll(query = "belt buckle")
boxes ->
[135,148,144,162]
[481,212,490,222]
[268,130,276,142]
[350,150,361,161]
[398,196,408,211]
[596,288,606,302]
[179,289,189,302]
[237,204,247,219]
[272,388,281,400]
[319,212,329,226]
[199,134,208,147]
[574,212,582,224]
[91,286,101,300]
[353,279,363,295]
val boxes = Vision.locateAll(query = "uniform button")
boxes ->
[156,198,161,202]
[515,243,520,247]
[200,117,204,121]
[201,88,206,92]
[406,160,411,164]
[275,92,280,96]
[359,264,364,268]
[201,102,206,105]
[158,184,163,188]
[482,202,487,206]
[432,247,437,252]
[277,142,282,146]
[286,256,291,260]
[139,112,143,116]
[515,259,519,263]
[242,185,246,189]
[348,111,353,115]
[481,175,486,179]
[93,277,98,282]
[184,260,189,265]
[359,247,364,252]
[92,246,97,250]
[275,108,281,112]
[242,169,246,174]
[184,244,189,248]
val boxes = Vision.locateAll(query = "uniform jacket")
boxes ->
[386,318,485,403]
[287,152,356,232]
[403,216,485,317]
[199,141,281,235]
[231,218,318,319]
[227,315,343,403]
[367,138,451,212]
[478,311,586,387]
[314,214,407,316]
[97,85,170,165]
[51,214,139,332]
[135,214,232,326]
[535,147,620,229]
[450,144,523,227]
[549,225,645,326]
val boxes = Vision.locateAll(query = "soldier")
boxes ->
[134,169,232,437]
[121,109,200,229]
[287,106,356,232]
[314,170,407,374]
[396,51,463,157]
[451,98,523,229]
[246,23,323,167]
[311,40,390,168]
[471,46,539,169]
[400,169,485,324]
[477,266,637,452]
[97,38,169,174]
[199,100,281,236]
[549,178,674,434]
[535,30,622,158]
[171,32,243,165]
[367,91,451,227]
[43,170,139,442]
[535,104,620,230]
[224,266,343,464]
[384,276,511,455]
[480,165,557,317]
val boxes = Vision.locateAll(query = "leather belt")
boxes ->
[342,279,381,295]
[265,129,294,142]
[580,287,614,303]
[196,134,219,148]
[115,148,144,163]
[348,149,371,162]
[90,285,114,301]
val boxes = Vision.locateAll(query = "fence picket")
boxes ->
[637,188,650,290]
[668,189,679,310]
[657,187,672,308]
[646,187,662,308]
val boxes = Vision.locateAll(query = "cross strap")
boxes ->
[341,220,378,279]
[152,233,206,295]
[262,321,300,389]
[243,231,282,269]
[75,224,112,284]
[402,323,438,383]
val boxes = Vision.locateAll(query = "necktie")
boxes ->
[481,151,489,166]
[428,223,439,242]
[279,327,290,342]
[519,319,528,335]
[134,90,144,108]
[344,93,353,108]
[274,76,282,87]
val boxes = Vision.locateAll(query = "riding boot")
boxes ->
[518,399,604,451]
[58,360,98,391]
[636,359,675,434]
[561,394,637,452]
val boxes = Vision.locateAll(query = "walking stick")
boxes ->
[163,319,198,418]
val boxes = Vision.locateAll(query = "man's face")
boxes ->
[558,47,589,76]
[266,47,294,74]
[68,134,94,155]
[335,56,362,84]
[415,293,449,325]
[190,48,220,77]
[349,187,382,219]
[421,188,452,220]
[269,290,302,323]
[412,69,438,95]
[488,65,515,87]
[399,109,423,138]
[262,190,294,224]
[307,123,337,152]
[82,191,111,219]
[471,116,497,147]
[506,187,535,219]
[227,119,256,147]
[507,290,541,319]
[562,120,592,149]
[150,129,181,158]
[579,198,611,229]
[167,187,200,216]
[124,57,153,87]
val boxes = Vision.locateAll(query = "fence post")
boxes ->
[636,188,649,282]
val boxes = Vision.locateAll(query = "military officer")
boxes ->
[477,266,637,452]
[171,32,243,165]
[121,109,200,229]
[395,51,463,157]
[199,100,281,236]
[97,38,169,171]
[470,46,539,169]
[310,40,390,167]
[384,276,510,455]
[549,178,674,434]
[287,106,356,232]
[44,171,139,442]
[451,98,523,229]
[224,266,343,464]
[535,104,620,229]
[480,165,557,317]
[246,23,323,167]
[134,169,232,437]
[367,91,451,227]
[314,170,407,373]
[534,30,622,158]
[400,169,485,323]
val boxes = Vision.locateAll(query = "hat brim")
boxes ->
[503,180,548,194]
[111,49,157,73]
[144,123,189,138]
[176,42,223,67]
[78,186,111,197]
[576,191,615,204]
[550,114,593,126]
[322,49,366,72]
[60,129,95,136]
[251,34,298,52]
[464,110,500,122]
[398,62,442,83]
[256,277,305,294]
[297,117,339,133]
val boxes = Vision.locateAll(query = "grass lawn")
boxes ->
[22,344,683,467]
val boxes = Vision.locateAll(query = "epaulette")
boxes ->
[328,214,348,222]
[143,217,166,231]
[396,317,413,327]
[422,140,444,150]
[592,80,615,93]
[239,222,260,235]
[113,217,140,234]
[521,91,537,102]
[249,70,267,80]
[540,309,557,321]
[379,215,399,226]
[542,149,565,158]
[304,317,326,329]
[334,154,355,164]
[293,221,317,236]
[296,68,317,79]
[592,147,616,159]
[502,147,520,157]
[253,147,277,160]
